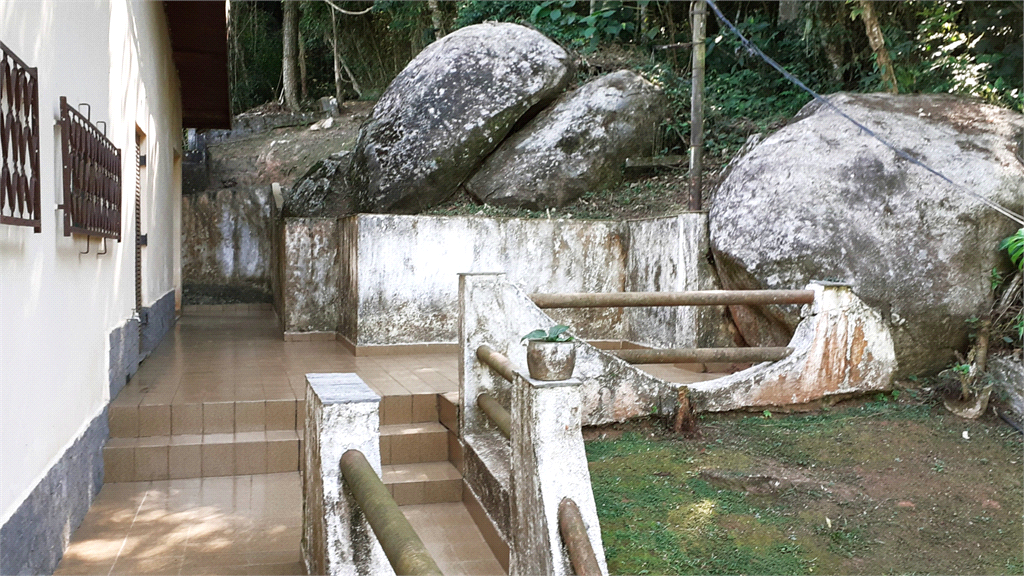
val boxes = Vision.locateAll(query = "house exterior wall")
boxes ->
[0,1,183,572]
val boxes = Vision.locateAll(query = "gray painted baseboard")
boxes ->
[140,290,176,359]
[0,408,108,576]
[108,318,140,400]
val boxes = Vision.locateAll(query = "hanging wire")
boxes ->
[703,0,1024,226]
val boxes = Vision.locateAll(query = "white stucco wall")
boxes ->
[0,0,182,524]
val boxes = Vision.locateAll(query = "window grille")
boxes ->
[0,41,41,232]
[59,96,122,240]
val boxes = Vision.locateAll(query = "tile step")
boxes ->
[103,430,302,482]
[383,461,463,506]
[108,399,304,438]
[380,422,448,466]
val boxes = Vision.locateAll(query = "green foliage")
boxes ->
[454,1,536,29]
[528,1,643,51]
[895,2,1022,111]
[228,2,283,114]
[520,324,573,343]
[1000,228,1024,271]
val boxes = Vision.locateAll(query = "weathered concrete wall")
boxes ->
[303,373,390,576]
[181,187,275,300]
[509,373,607,576]
[282,219,341,334]
[459,273,606,576]
[352,214,627,346]
[338,217,359,343]
[460,273,675,427]
[687,283,897,412]
[625,214,736,348]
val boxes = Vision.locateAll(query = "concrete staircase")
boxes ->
[103,389,465,509]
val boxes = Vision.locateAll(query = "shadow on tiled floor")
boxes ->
[54,474,303,576]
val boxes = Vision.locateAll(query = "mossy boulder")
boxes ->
[708,93,1024,377]
[465,70,669,210]
[346,22,572,214]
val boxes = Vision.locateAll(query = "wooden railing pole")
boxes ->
[339,450,444,576]
[477,393,511,439]
[610,347,793,365]
[559,498,603,576]
[530,290,815,309]
[476,345,515,382]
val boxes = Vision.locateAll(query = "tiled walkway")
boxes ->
[54,309,718,576]
[54,311,503,576]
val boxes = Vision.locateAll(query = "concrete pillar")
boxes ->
[302,373,393,576]
[509,373,607,576]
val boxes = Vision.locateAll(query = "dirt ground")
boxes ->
[584,390,1023,575]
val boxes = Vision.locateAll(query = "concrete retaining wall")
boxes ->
[181,187,275,301]
[625,214,736,349]
[281,213,732,350]
[280,218,342,335]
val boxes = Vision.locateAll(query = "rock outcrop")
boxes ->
[347,22,572,213]
[465,70,668,210]
[284,152,354,218]
[708,93,1024,377]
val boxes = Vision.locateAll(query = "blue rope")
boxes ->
[702,0,1024,226]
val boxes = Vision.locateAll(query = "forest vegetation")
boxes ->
[227,0,1022,160]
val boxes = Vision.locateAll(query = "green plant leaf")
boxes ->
[550,8,561,21]
[521,329,547,343]
[547,324,571,341]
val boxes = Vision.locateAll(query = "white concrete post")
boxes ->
[459,272,517,439]
[509,373,607,576]
[302,373,393,576]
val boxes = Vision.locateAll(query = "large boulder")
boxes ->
[465,70,668,210]
[708,93,1024,378]
[347,22,572,213]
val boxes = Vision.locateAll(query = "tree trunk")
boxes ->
[639,1,648,41]
[298,29,308,102]
[857,0,898,94]
[427,0,444,39]
[282,0,300,112]
[331,9,343,103]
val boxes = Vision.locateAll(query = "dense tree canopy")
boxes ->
[227,1,1022,153]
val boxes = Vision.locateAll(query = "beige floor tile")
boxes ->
[172,403,203,435]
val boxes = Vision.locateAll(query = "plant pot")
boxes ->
[526,340,576,381]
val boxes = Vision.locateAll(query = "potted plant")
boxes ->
[521,325,576,381]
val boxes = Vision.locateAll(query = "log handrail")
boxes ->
[559,498,603,576]
[476,344,515,382]
[477,393,511,439]
[530,290,814,309]
[610,347,793,365]
[339,450,444,576]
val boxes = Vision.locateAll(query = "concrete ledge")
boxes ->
[284,331,337,342]
[183,303,274,316]
[336,335,458,356]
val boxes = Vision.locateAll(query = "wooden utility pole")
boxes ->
[688,0,707,211]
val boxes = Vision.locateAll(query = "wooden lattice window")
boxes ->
[1,41,41,232]
[59,97,122,240]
